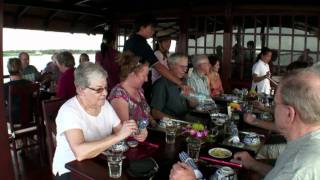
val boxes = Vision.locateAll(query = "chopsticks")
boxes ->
[199,156,242,168]
[179,151,198,169]
[267,77,278,87]
[162,117,191,125]
[140,141,159,148]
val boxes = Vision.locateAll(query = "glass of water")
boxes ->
[187,138,201,162]
[106,149,123,178]
[165,121,177,144]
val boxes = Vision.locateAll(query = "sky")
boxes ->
[3,28,102,51]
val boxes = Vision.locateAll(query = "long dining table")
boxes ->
[65,124,271,180]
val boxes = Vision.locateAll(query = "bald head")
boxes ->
[279,67,320,124]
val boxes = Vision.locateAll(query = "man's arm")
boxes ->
[233,151,273,176]
[151,108,174,120]
[244,113,278,132]
[252,72,270,83]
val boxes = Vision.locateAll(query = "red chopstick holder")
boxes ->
[199,156,242,168]
[140,141,159,148]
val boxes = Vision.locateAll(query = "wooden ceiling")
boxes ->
[3,0,320,34]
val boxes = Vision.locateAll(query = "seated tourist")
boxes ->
[79,53,90,64]
[41,52,60,90]
[19,52,40,82]
[233,67,320,179]
[4,58,33,124]
[186,55,211,96]
[56,51,76,100]
[208,55,224,96]
[52,62,138,180]
[151,53,193,120]
[109,52,149,141]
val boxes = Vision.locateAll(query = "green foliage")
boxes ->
[3,49,97,57]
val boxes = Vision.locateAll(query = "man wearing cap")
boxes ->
[124,14,191,101]
[152,30,172,84]
[186,55,211,96]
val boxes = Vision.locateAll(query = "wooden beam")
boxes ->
[14,6,30,25]
[74,0,91,5]
[5,0,106,17]
[43,10,61,30]
[0,0,15,179]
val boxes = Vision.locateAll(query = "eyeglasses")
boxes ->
[87,86,108,94]
[177,64,188,70]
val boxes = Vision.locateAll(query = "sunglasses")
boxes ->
[87,86,108,94]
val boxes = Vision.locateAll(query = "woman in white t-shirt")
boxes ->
[52,62,138,179]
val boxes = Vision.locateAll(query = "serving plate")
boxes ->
[208,147,232,159]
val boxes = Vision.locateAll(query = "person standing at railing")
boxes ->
[95,30,120,94]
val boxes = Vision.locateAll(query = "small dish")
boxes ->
[208,147,232,159]
[127,140,138,148]
[243,132,261,146]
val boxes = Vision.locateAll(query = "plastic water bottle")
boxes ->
[182,92,213,104]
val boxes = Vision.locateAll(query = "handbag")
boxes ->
[127,157,159,178]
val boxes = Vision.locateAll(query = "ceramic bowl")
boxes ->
[127,140,138,148]
[243,132,260,146]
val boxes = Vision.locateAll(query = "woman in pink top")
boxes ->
[208,55,224,97]
[108,52,150,142]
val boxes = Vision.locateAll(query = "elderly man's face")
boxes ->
[197,59,211,75]
[170,57,188,79]
[274,87,291,138]
[20,53,29,68]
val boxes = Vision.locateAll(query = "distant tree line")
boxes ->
[3,49,97,57]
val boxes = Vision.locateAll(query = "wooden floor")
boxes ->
[12,147,52,180]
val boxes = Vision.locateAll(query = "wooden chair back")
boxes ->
[8,83,40,130]
[41,98,66,166]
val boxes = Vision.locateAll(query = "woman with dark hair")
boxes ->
[208,55,224,96]
[252,47,273,94]
[95,30,120,93]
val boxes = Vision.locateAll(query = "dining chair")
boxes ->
[7,82,44,174]
[41,98,66,169]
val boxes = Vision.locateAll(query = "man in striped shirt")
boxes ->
[186,54,211,96]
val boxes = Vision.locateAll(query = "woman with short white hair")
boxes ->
[52,62,138,180]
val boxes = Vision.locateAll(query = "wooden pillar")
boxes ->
[222,2,233,92]
[176,11,188,54]
[0,0,15,179]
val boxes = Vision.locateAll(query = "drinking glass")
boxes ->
[187,138,201,162]
[106,149,123,178]
[165,122,177,144]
